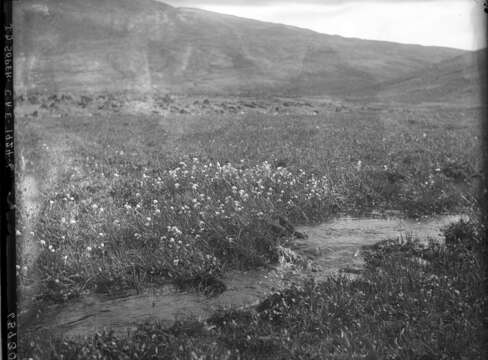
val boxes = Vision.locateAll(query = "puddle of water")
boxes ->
[30,268,290,338]
[27,214,465,338]
[293,214,465,281]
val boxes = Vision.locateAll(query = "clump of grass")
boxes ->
[21,219,488,359]
[18,104,482,304]
[31,157,336,301]
[18,104,482,302]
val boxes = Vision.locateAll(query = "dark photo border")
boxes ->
[1,1,487,360]
[1,0,17,359]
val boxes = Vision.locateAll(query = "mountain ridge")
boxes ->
[14,0,467,97]
[176,5,470,53]
[355,49,485,104]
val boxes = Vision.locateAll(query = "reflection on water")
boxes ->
[294,214,466,280]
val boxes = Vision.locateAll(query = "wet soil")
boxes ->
[25,214,464,338]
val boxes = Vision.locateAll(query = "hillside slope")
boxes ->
[14,0,465,96]
[366,49,485,105]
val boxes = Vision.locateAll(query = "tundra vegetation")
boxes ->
[16,95,486,359]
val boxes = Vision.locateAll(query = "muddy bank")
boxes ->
[25,214,465,338]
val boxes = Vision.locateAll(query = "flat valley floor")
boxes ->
[15,95,487,359]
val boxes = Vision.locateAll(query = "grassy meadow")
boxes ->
[21,219,488,359]
[17,102,482,301]
[16,98,486,358]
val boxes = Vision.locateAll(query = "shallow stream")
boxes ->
[28,214,464,338]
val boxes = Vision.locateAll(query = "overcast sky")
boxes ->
[162,0,485,50]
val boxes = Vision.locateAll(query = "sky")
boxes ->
[162,0,486,50]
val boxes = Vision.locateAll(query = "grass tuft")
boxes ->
[20,219,488,359]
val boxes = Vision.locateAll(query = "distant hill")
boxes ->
[14,0,466,97]
[362,49,485,105]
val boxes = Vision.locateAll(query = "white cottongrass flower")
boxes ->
[356,160,362,171]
